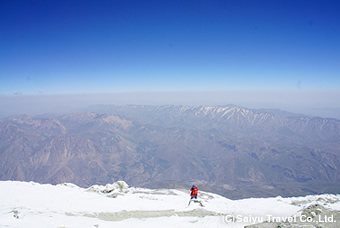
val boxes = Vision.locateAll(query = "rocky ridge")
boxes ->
[1,105,340,198]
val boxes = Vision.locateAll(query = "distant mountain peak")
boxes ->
[1,105,340,199]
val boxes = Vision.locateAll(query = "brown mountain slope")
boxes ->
[1,106,340,199]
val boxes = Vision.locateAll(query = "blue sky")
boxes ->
[1,0,340,119]
[1,0,340,95]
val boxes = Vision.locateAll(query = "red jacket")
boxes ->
[190,186,198,196]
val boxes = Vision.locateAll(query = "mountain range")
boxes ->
[1,105,340,199]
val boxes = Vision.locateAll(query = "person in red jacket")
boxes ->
[190,185,199,199]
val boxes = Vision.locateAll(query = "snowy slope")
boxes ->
[1,181,339,228]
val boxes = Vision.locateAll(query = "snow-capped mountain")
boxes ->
[1,105,340,199]
[1,181,340,228]
[86,104,340,139]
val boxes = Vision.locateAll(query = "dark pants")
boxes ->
[191,194,197,199]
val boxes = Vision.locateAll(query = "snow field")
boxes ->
[1,181,339,228]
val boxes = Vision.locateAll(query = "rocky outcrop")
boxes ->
[245,204,340,228]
